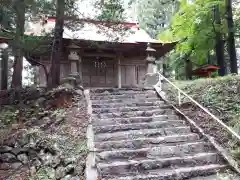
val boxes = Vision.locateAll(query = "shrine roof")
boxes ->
[25,17,170,44]
[192,65,220,75]
[0,36,11,43]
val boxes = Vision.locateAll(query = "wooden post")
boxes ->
[78,56,83,84]
[118,55,122,88]
[0,47,8,90]
[0,49,2,90]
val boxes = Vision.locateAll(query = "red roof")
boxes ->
[0,36,11,43]
[192,65,220,76]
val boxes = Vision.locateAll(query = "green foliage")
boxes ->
[0,106,18,125]
[76,140,88,154]
[234,5,240,39]
[168,75,240,128]
[29,167,55,180]
[169,0,226,59]
[137,0,179,38]
[158,0,240,78]
[96,0,126,22]
[0,2,15,30]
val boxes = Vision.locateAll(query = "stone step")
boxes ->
[92,101,166,108]
[91,97,160,104]
[91,88,154,94]
[98,152,222,177]
[102,164,227,180]
[90,93,158,100]
[95,134,200,150]
[90,88,230,180]
[92,105,171,114]
[92,115,180,126]
[93,121,186,134]
[96,142,214,162]
[189,172,240,180]
[93,109,176,119]
[95,127,191,141]
[91,90,155,96]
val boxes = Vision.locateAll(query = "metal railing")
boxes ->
[154,72,240,142]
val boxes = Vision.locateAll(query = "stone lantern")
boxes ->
[142,43,159,88]
[146,43,157,74]
[64,43,82,86]
[67,43,81,74]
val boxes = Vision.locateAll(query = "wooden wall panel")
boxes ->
[37,56,147,88]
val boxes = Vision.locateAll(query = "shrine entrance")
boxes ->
[82,57,117,87]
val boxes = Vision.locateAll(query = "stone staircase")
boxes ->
[89,88,234,180]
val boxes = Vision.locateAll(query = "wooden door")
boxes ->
[121,65,146,87]
[82,58,116,87]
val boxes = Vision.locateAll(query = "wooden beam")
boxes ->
[83,53,117,58]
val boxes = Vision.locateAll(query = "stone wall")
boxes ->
[0,86,88,179]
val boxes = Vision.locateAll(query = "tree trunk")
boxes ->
[185,59,192,80]
[48,0,64,88]
[214,6,226,76]
[226,0,238,74]
[11,0,25,88]
[1,49,9,90]
[207,51,211,64]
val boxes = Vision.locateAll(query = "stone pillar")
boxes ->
[117,55,122,88]
[70,59,78,75]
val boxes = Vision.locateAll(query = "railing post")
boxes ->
[178,90,181,106]
[159,76,162,91]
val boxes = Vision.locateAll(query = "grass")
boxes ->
[167,75,240,126]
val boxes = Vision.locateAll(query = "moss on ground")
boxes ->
[170,75,240,130]
[165,75,240,160]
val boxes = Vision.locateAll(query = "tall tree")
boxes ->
[137,0,179,38]
[1,0,80,88]
[49,0,65,87]
[0,2,13,90]
[96,0,125,22]
[11,0,26,88]
[226,0,238,74]
[1,49,9,90]
[159,0,230,78]
[214,5,226,76]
